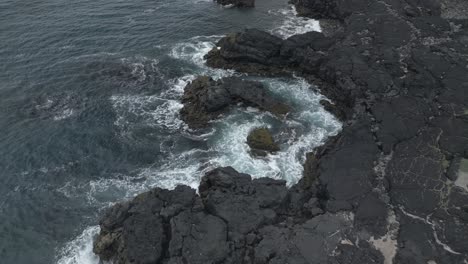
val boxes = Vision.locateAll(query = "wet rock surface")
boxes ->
[247,128,280,156]
[180,76,290,128]
[94,0,468,263]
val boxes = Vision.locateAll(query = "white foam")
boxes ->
[54,108,75,121]
[169,35,235,79]
[164,74,196,98]
[56,226,100,264]
[111,94,185,133]
[58,31,342,263]
[270,6,321,39]
[35,97,78,121]
[208,77,341,184]
[209,117,283,179]
[137,162,203,191]
[120,56,161,83]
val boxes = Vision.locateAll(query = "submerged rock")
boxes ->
[247,128,280,156]
[180,76,290,128]
[215,0,254,8]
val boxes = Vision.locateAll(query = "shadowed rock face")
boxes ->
[94,0,468,263]
[215,0,255,8]
[180,76,290,128]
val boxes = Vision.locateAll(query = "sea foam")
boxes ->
[270,6,321,39]
[56,8,338,263]
[56,226,100,264]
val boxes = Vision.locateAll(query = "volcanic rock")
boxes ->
[180,76,290,128]
[95,0,468,262]
[247,128,280,156]
[94,167,379,264]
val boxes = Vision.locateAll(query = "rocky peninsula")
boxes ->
[93,0,468,263]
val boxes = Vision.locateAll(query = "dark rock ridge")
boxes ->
[180,76,290,128]
[215,0,255,8]
[94,167,364,264]
[94,0,468,263]
[204,29,355,119]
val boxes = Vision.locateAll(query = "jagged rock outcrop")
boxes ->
[180,76,290,128]
[94,167,324,264]
[215,0,254,8]
[205,29,332,76]
[205,29,353,118]
[95,0,468,263]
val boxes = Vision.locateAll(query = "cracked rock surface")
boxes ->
[93,0,468,263]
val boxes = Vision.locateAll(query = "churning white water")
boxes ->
[55,5,337,264]
[56,226,100,264]
[270,6,322,38]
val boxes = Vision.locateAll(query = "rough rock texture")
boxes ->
[95,0,468,263]
[247,128,280,156]
[216,0,255,8]
[205,29,354,118]
[94,167,324,264]
[180,76,290,128]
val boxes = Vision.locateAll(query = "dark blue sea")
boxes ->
[0,0,340,263]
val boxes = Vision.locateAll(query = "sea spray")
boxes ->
[270,6,321,38]
[56,226,100,264]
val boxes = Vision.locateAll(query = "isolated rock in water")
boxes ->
[215,0,255,7]
[180,76,290,128]
[247,128,280,156]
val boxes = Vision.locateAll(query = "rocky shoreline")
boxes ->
[93,0,468,263]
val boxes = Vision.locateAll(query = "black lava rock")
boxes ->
[94,0,468,262]
[180,76,290,128]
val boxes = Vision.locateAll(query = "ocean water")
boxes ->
[0,0,339,263]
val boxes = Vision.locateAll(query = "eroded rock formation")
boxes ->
[180,76,290,128]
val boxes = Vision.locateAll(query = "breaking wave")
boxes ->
[270,6,321,38]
